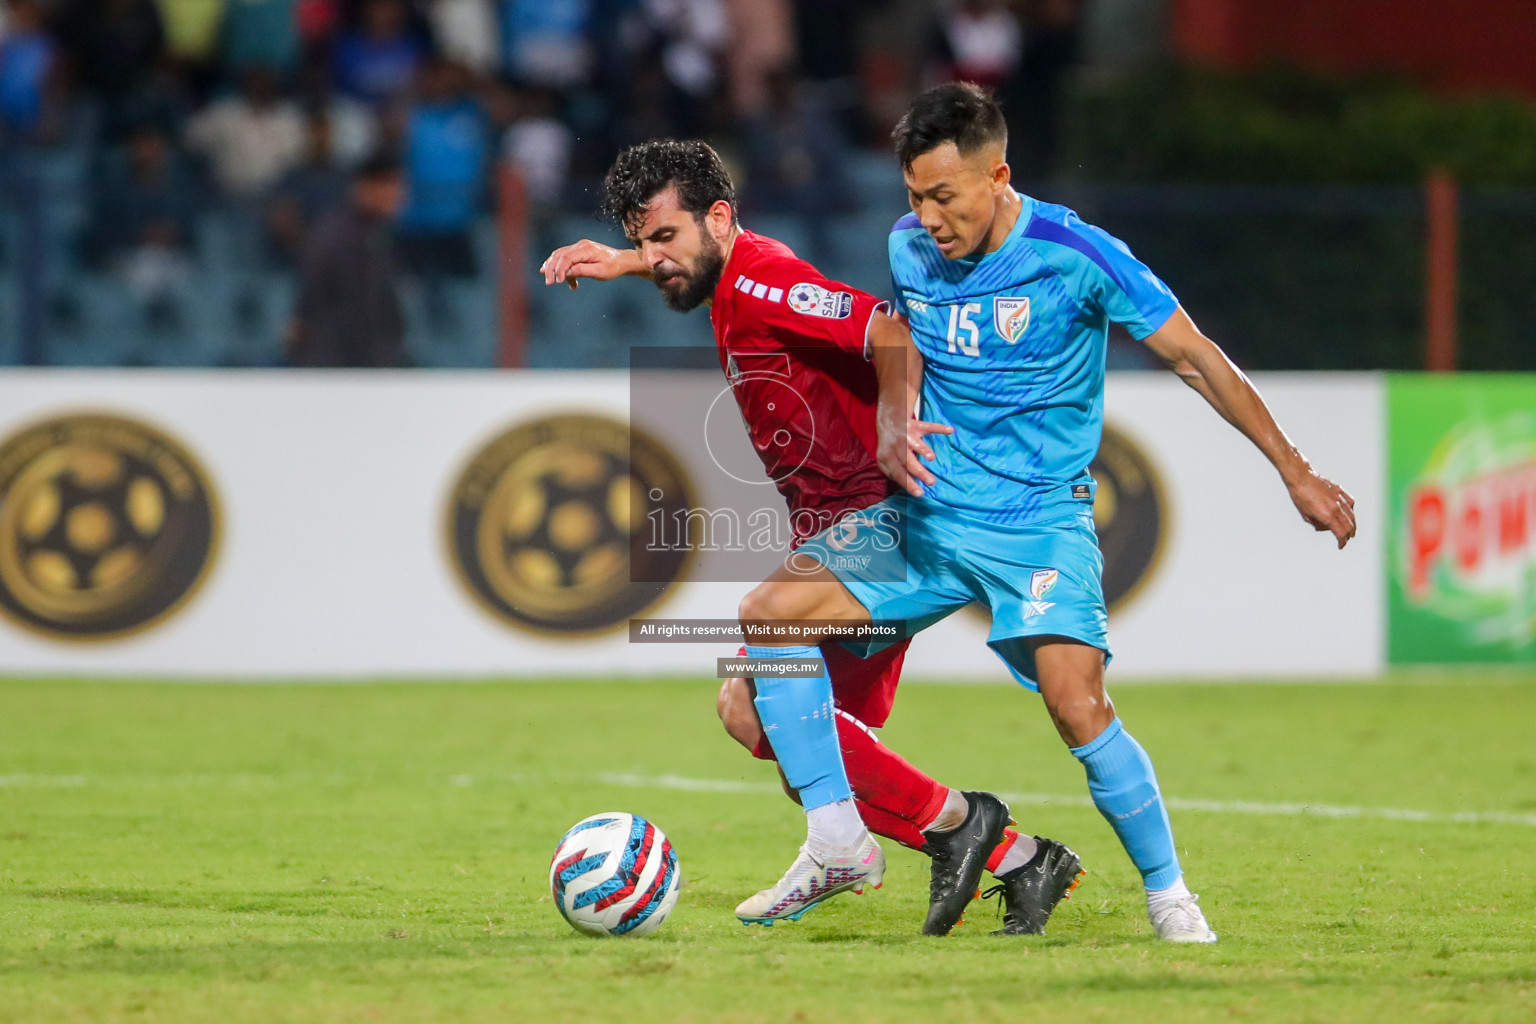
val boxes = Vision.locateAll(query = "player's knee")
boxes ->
[715,678,734,722]
[738,582,791,627]
[717,677,763,751]
[1045,691,1117,748]
[1036,643,1115,747]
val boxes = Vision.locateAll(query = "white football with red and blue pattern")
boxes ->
[549,813,680,937]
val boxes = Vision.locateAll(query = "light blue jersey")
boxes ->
[797,191,1193,896]
[889,195,1179,525]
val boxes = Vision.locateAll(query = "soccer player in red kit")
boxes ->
[541,140,1083,933]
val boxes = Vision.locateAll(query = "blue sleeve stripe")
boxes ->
[1022,213,1125,291]
[891,212,921,233]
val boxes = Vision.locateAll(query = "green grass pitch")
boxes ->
[1,674,1534,1022]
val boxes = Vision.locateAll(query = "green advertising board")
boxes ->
[1388,374,1536,663]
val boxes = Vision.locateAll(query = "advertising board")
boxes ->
[0,371,1384,679]
[1388,375,1536,664]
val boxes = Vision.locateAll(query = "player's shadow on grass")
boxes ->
[1046,973,1238,992]
[801,930,915,946]
[28,885,383,917]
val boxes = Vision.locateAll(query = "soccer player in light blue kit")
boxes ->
[739,83,1358,942]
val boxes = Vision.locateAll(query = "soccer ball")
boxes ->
[549,813,681,937]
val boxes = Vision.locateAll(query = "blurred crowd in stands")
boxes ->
[0,0,1084,364]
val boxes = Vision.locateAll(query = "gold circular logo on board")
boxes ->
[0,412,220,641]
[1092,423,1168,611]
[446,414,695,636]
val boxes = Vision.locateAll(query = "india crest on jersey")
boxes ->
[1030,568,1058,600]
[994,297,1030,344]
[1024,567,1059,618]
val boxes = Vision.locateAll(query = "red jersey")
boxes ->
[709,231,896,541]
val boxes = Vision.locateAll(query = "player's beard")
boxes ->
[654,232,726,313]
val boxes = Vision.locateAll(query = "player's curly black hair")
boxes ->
[891,82,1008,171]
[598,139,738,240]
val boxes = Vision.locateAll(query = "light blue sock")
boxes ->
[1071,718,1182,890]
[744,644,851,811]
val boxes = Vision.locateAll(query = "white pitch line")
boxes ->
[595,772,1536,829]
[7,770,1534,829]
[596,772,782,794]
[0,774,85,787]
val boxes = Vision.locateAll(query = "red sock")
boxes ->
[749,711,948,851]
[750,706,1026,864]
[986,829,1024,874]
[834,712,949,836]
[854,800,929,851]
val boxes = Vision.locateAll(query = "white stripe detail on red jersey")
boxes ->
[735,274,747,289]
[751,282,769,299]
[738,277,755,293]
[767,287,784,303]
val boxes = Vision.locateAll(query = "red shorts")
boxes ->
[822,638,908,729]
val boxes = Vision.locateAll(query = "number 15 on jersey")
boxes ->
[946,302,982,357]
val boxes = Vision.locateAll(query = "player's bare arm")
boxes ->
[868,312,952,497]
[1142,306,1357,548]
[539,239,650,289]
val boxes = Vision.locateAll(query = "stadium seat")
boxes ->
[53,276,140,366]
[405,278,497,368]
[824,210,902,296]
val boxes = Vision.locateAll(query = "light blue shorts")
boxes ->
[791,495,1110,690]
